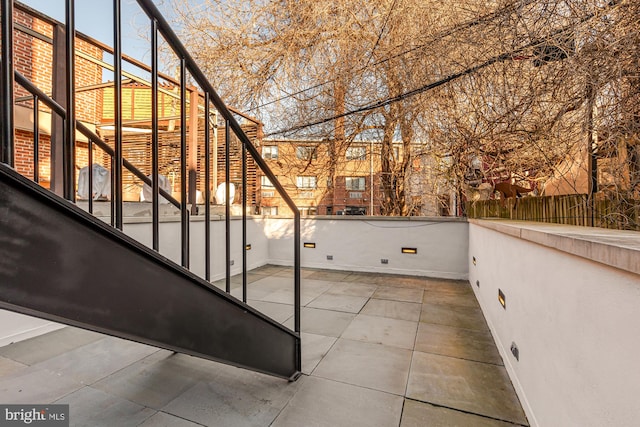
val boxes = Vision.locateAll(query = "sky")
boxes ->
[19,0,174,66]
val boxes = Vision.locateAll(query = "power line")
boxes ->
[248,0,537,112]
[265,9,600,138]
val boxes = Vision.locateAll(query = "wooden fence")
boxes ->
[466,194,640,231]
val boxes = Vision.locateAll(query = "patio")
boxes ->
[0,265,526,426]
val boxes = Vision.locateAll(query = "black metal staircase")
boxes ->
[0,0,302,379]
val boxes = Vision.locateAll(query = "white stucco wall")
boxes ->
[0,311,64,348]
[468,221,640,427]
[122,216,271,282]
[0,215,468,345]
[267,217,469,279]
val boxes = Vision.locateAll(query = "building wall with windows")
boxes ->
[257,139,457,217]
[257,139,402,216]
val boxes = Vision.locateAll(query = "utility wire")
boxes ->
[248,0,537,112]
[265,8,601,137]
[364,0,397,68]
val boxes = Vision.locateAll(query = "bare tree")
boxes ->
[168,0,639,223]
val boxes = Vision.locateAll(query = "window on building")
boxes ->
[262,145,278,159]
[296,146,317,160]
[346,146,366,160]
[296,176,317,189]
[299,207,318,216]
[345,177,365,191]
[261,176,274,188]
[261,206,278,216]
[345,206,366,215]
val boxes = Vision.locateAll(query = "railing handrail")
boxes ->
[12,1,263,127]
[3,0,303,360]
[13,69,181,209]
[134,0,302,334]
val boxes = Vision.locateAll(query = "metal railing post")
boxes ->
[33,96,39,182]
[204,95,211,282]
[88,139,93,214]
[180,58,189,268]
[151,18,159,251]
[1,0,15,166]
[64,0,76,201]
[242,141,247,302]
[113,0,123,229]
[225,120,231,293]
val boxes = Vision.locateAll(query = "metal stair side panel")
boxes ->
[0,164,300,379]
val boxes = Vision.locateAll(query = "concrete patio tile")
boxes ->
[401,398,523,427]
[300,333,337,375]
[230,275,293,300]
[33,336,160,385]
[0,266,528,427]
[251,265,289,275]
[307,270,353,281]
[250,276,295,292]
[375,275,430,289]
[283,307,355,337]
[307,293,369,313]
[0,365,83,404]
[406,352,527,425]
[260,288,317,306]
[55,386,155,426]
[340,271,379,284]
[259,280,333,306]
[304,279,336,292]
[0,356,26,376]
[231,284,271,300]
[138,411,204,427]
[361,299,422,322]
[423,289,480,308]
[162,365,303,427]
[373,286,424,303]
[247,300,294,323]
[326,282,377,297]
[423,279,474,293]
[420,302,489,332]
[272,267,318,278]
[272,376,403,427]
[415,322,503,365]
[341,314,418,350]
[0,326,103,365]
[92,351,210,410]
[313,338,412,395]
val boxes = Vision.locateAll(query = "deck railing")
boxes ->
[1,0,302,355]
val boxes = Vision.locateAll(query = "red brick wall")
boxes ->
[15,129,51,184]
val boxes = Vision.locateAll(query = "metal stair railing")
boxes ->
[1,0,301,373]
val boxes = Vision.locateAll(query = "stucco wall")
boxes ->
[120,216,468,281]
[0,216,468,345]
[122,216,271,282]
[267,217,468,279]
[469,221,640,427]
